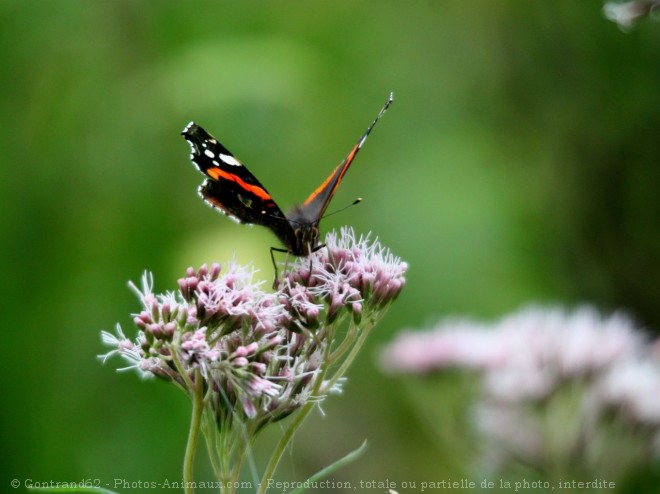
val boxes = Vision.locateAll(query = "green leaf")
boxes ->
[287,440,368,494]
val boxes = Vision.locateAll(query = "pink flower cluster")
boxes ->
[101,227,407,427]
[281,227,407,325]
[382,306,660,477]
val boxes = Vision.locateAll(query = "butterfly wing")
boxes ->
[300,93,394,221]
[182,122,289,227]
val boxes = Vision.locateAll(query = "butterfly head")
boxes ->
[285,206,321,256]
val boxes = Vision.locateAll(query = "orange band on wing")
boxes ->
[207,168,272,201]
[303,144,358,206]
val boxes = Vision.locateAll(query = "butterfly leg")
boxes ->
[270,246,290,288]
[312,243,326,254]
[308,243,329,279]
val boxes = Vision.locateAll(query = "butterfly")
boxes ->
[182,93,393,271]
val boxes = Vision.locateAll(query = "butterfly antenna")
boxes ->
[356,92,394,151]
[322,197,363,220]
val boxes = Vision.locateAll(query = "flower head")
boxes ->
[382,305,660,481]
[101,227,406,426]
[100,228,405,492]
[382,306,646,400]
[281,227,407,324]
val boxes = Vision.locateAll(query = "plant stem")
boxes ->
[183,369,204,494]
[256,399,316,494]
[201,411,223,482]
[256,315,378,493]
[329,323,358,362]
[256,356,331,494]
[326,320,374,392]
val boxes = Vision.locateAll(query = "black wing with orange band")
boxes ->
[182,93,394,258]
[300,92,394,221]
[181,122,288,227]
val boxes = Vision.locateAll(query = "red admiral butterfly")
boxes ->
[182,93,393,264]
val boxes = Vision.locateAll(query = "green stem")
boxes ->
[201,410,223,482]
[256,399,316,494]
[183,369,204,494]
[220,413,234,485]
[325,320,374,392]
[227,422,255,494]
[257,355,331,494]
[229,431,246,488]
[328,322,358,362]
[256,314,380,494]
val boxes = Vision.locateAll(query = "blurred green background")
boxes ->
[3,1,660,492]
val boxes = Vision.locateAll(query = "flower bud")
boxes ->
[197,263,209,278]
[250,362,267,375]
[244,342,259,355]
[326,293,344,324]
[209,262,221,280]
[232,346,249,358]
[351,302,362,324]
[164,322,176,340]
[133,316,147,330]
[161,302,171,322]
[233,357,248,368]
[139,336,150,353]
[147,322,164,339]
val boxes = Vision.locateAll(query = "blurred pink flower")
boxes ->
[381,305,660,480]
[594,359,660,424]
[603,1,660,30]
[382,306,646,400]
[380,320,504,373]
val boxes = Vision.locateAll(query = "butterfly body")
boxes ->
[182,93,393,257]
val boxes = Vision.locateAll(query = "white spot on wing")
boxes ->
[220,153,241,166]
[204,149,215,158]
